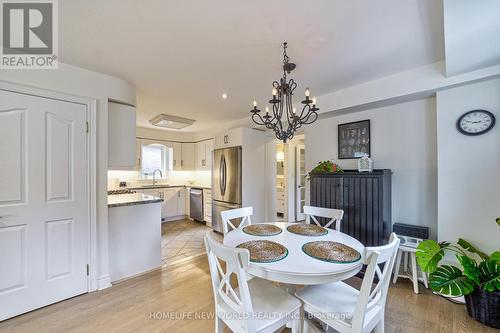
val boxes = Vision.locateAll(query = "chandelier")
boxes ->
[250,42,319,143]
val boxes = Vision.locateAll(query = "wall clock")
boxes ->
[457,110,495,136]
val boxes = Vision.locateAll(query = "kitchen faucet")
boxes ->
[152,169,163,186]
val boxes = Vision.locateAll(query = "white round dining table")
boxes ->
[223,222,365,285]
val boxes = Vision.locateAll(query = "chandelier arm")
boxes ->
[297,103,310,120]
[251,113,267,126]
[302,111,319,124]
[272,102,283,134]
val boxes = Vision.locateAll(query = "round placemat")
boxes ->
[242,224,282,236]
[302,241,361,263]
[237,240,288,263]
[287,224,328,236]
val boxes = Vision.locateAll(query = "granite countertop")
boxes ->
[108,193,163,208]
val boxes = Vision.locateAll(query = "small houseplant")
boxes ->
[309,160,343,175]
[416,218,500,328]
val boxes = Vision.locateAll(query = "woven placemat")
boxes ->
[242,224,282,236]
[287,224,328,236]
[302,241,361,263]
[237,240,288,263]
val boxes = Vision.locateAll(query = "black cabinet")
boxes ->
[309,170,391,246]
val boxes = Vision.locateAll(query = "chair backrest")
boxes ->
[351,233,400,331]
[220,206,253,234]
[204,232,256,332]
[303,205,344,231]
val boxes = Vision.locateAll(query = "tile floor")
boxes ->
[161,219,220,266]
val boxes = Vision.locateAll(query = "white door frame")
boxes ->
[295,143,306,221]
[0,80,98,292]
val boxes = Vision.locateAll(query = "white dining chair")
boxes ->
[295,233,400,333]
[303,205,344,231]
[221,206,253,234]
[204,232,302,333]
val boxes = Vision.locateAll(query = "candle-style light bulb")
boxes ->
[312,96,317,105]
[292,107,297,114]
[272,88,278,96]
[253,100,257,107]
[265,106,269,114]
[305,88,310,97]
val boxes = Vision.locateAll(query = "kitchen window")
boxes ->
[140,143,171,179]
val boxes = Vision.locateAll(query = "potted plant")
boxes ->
[416,218,500,328]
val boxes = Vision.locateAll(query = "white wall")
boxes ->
[436,78,500,253]
[0,63,136,289]
[305,98,438,239]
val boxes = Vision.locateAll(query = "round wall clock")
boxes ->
[457,110,495,136]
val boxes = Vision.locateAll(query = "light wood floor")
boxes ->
[0,255,496,333]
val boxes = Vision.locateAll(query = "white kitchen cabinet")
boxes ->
[157,188,175,218]
[203,189,212,225]
[181,142,195,170]
[195,139,214,171]
[170,142,182,171]
[176,187,186,216]
[215,128,243,149]
[108,102,137,169]
[205,139,214,170]
[195,141,205,170]
[135,139,142,170]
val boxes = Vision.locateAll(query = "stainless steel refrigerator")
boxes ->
[212,146,242,233]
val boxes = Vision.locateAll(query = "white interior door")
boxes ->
[0,90,89,320]
[296,144,306,221]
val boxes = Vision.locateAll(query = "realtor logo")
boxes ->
[1,0,58,69]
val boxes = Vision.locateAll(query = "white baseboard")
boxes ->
[97,275,112,290]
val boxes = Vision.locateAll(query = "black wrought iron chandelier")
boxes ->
[250,42,319,143]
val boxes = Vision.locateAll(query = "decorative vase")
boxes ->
[358,154,373,172]
[464,289,500,328]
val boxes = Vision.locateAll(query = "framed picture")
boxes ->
[338,120,371,159]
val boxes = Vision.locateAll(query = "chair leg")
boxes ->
[410,252,419,294]
[422,270,429,289]
[374,318,385,333]
[291,317,302,333]
[303,318,321,333]
[392,250,402,284]
[215,317,224,333]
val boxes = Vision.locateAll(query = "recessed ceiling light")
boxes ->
[222,93,228,100]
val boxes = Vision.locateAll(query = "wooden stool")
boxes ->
[392,245,428,294]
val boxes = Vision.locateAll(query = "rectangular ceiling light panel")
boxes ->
[149,114,196,129]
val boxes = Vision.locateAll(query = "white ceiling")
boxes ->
[59,0,444,132]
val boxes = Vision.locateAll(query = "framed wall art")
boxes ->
[338,120,371,159]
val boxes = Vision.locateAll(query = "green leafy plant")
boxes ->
[416,219,500,297]
[309,160,343,175]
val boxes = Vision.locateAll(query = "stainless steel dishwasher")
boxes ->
[189,188,204,222]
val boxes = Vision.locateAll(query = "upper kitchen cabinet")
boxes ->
[181,142,196,170]
[108,102,137,169]
[196,139,214,171]
[215,128,243,149]
[168,142,182,171]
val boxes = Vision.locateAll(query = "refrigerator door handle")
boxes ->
[220,154,227,196]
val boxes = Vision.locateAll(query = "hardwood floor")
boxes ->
[0,255,496,333]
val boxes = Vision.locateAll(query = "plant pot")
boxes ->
[464,289,500,328]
